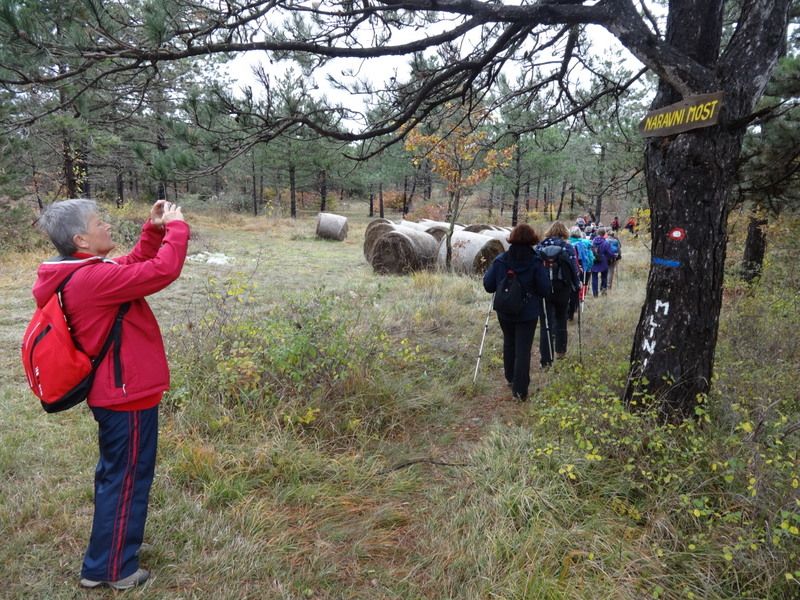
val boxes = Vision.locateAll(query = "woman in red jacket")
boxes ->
[34,198,189,590]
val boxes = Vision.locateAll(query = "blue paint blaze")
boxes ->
[652,257,681,268]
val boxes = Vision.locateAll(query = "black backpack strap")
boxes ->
[95,302,131,374]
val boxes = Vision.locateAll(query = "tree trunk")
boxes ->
[487,181,494,219]
[407,171,418,214]
[289,163,297,219]
[368,184,374,217]
[524,178,531,214]
[77,147,89,197]
[402,174,409,214]
[512,135,521,226]
[741,213,769,282]
[424,160,432,202]
[379,182,384,218]
[63,133,77,198]
[623,0,789,419]
[252,152,258,216]
[116,172,124,208]
[556,179,567,220]
[319,169,327,212]
[625,127,741,418]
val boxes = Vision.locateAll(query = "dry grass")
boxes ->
[1,204,795,599]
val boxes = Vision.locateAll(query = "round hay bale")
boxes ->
[365,218,393,236]
[437,231,505,274]
[478,228,511,250]
[399,219,435,232]
[419,219,465,231]
[316,212,348,241]
[370,228,438,274]
[363,222,396,261]
[424,226,449,242]
[462,223,494,233]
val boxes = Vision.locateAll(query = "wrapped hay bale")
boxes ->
[419,219,465,231]
[316,212,348,241]
[365,218,392,233]
[478,228,511,250]
[370,227,439,274]
[436,231,504,274]
[462,223,495,233]
[424,226,449,242]
[399,219,437,232]
[363,221,397,261]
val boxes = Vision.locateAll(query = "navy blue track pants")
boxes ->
[81,405,158,582]
[498,318,538,399]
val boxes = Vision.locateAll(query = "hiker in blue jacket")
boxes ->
[536,222,581,366]
[590,227,617,296]
[568,226,593,320]
[483,223,551,402]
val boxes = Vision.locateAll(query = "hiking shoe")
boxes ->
[80,568,150,590]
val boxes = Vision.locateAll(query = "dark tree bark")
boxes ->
[252,152,258,216]
[289,163,297,219]
[63,133,78,198]
[423,161,432,202]
[624,0,790,418]
[556,179,567,220]
[525,179,531,214]
[512,134,521,226]
[741,214,769,282]
[116,172,124,208]
[406,170,418,214]
[319,169,327,212]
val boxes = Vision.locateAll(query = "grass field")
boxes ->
[1,202,797,599]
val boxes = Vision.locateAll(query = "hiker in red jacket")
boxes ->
[34,198,189,590]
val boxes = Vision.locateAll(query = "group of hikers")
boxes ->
[483,217,624,402]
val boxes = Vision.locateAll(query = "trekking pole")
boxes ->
[472,293,495,385]
[541,297,554,364]
[577,291,583,364]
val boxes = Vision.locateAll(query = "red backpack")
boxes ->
[21,264,129,413]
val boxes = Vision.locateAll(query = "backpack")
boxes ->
[493,268,527,314]
[21,266,129,413]
[537,244,578,294]
[607,238,621,259]
[576,240,594,271]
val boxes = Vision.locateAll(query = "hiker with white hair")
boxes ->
[33,199,189,590]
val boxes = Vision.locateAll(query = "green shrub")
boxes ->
[164,276,433,443]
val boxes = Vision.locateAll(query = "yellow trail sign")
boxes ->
[639,92,724,138]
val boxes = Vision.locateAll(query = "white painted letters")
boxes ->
[641,299,670,368]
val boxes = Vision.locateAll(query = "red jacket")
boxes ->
[32,220,190,409]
